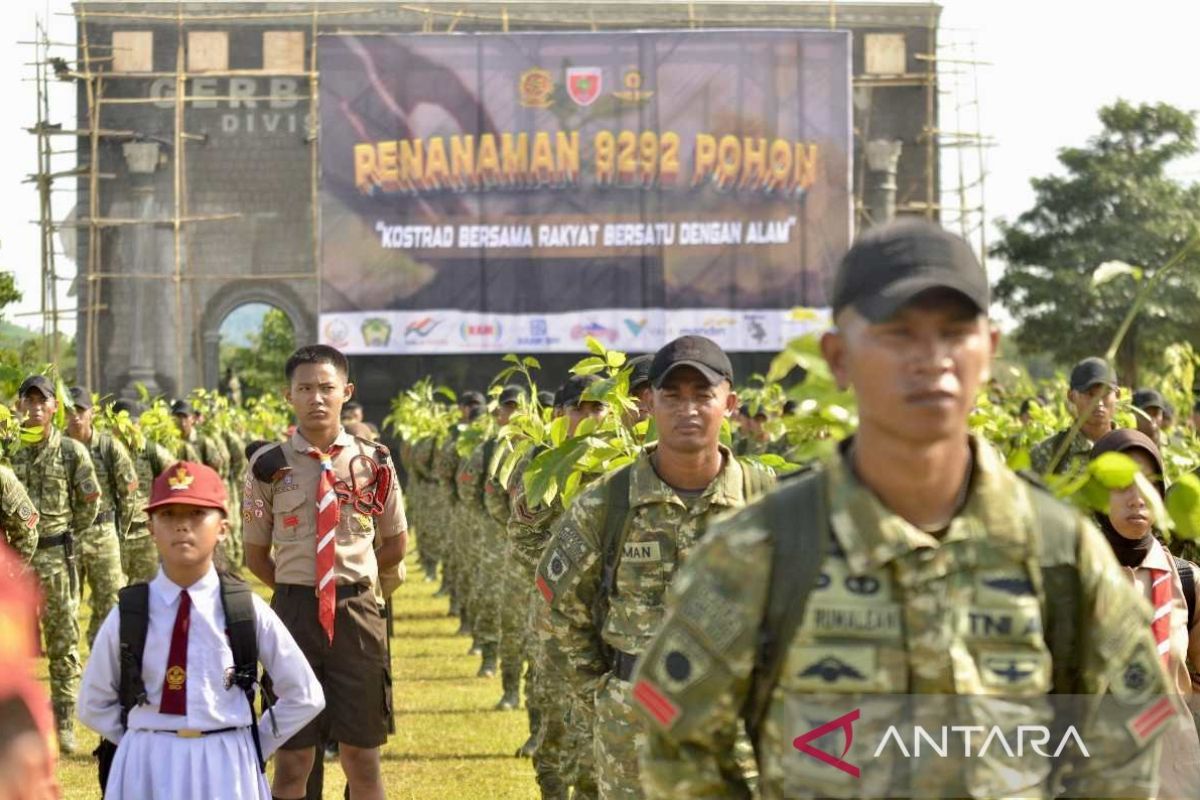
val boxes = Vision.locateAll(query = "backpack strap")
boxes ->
[743,469,828,752]
[1175,557,1196,631]
[217,573,267,772]
[592,464,634,672]
[116,583,151,729]
[739,458,772,502]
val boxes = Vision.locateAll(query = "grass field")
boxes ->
[49,550,541,799]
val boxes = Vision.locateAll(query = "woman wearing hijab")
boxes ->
[1091,428,1200,798]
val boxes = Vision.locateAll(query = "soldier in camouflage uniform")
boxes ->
[633,221,1172,799]
[408,432,440,582]
[109,399,174,583]
[537,338,775,800]
[0,464,41,565]
[170,400,229,479]
[65,387,137,645]
[438,391,484,637]
[220,425,248,567]
[1029,357,1119,475]
[508,377,607,798]
[458,386,524,680]
[12,375,100,753]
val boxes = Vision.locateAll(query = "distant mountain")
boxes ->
[0,320,39,349]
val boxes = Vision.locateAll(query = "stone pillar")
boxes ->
[864,139,904,226]
[121,142,164,399]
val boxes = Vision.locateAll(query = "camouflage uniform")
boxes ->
[456,436,505,671]
[124,439,174,583]
[507,448,592,798]
[432,431,467,622]
[408,436,440,579]
[11,428,100,745]
[482,446,526,702]
[176,428,229,481]
[75,429,137,644]
[1029,427,1100,475]
[221,428,248,567]
[633,436,1172,799]
[536,445,773,800]
[0,465,40,564]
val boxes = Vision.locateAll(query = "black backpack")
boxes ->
[95,573,266,796]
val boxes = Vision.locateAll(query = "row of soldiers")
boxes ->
[401,220,1180,799]
[0,378,252,754]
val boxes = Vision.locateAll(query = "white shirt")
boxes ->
[78,565,324,760]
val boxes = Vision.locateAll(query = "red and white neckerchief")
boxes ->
[306,445,343,644]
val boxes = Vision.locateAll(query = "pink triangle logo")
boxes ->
[792,708,861,778]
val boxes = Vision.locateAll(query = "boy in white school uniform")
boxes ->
[78,462,324,800]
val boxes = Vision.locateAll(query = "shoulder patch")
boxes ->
[556,524,591,564]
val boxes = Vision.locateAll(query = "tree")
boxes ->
[993,101,1200,385]
[0,272,21,319]
[220,308,295,400]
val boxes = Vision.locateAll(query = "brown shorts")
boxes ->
[271,583,391,750]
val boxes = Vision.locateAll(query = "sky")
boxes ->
[0,0,1197,336]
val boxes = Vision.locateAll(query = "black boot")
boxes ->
[477,642,498,677]
[495,665,520,709]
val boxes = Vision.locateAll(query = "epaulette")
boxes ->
[249,443,290,483]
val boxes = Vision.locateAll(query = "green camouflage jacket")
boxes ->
[176,429,229,479]
[128,440,174,533]
[1029,427,1101,476]
[456,435,510,525]
[82,430,139,538]
[632,436,1172,799]
[0,465,40,563]
[536,445,774,703]
[11,428,100,536]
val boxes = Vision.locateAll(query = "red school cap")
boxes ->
[145,461,228,514]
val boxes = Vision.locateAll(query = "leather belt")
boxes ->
[37,533,69,550]
[613,649,639,682]
[275,582,368,600]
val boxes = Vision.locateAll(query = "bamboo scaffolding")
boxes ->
[43,0,953,397]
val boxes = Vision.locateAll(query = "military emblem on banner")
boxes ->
[566,67,602,107]
[612,68,654,105]
[361,317,392,347]
[519,68,554,108]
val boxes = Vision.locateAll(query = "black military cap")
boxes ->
[537,390,556,407]
[832,220,988,322]
[559,374,601,408]
[498,385,526,406]
[68,386,93,410]
[169,399,195,417]
[110,399,143,417]
[1132,388,1167,411]
[459,390,485,407]
[649,335,733,389]
[18,375,55,399]
[626,355,654,393]
[1068,357,1118,392]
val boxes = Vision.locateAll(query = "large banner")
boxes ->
[318,30,851,354]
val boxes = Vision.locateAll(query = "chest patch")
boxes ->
[622,540,662,563]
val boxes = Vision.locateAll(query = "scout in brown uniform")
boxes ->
[243,345,407,800]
